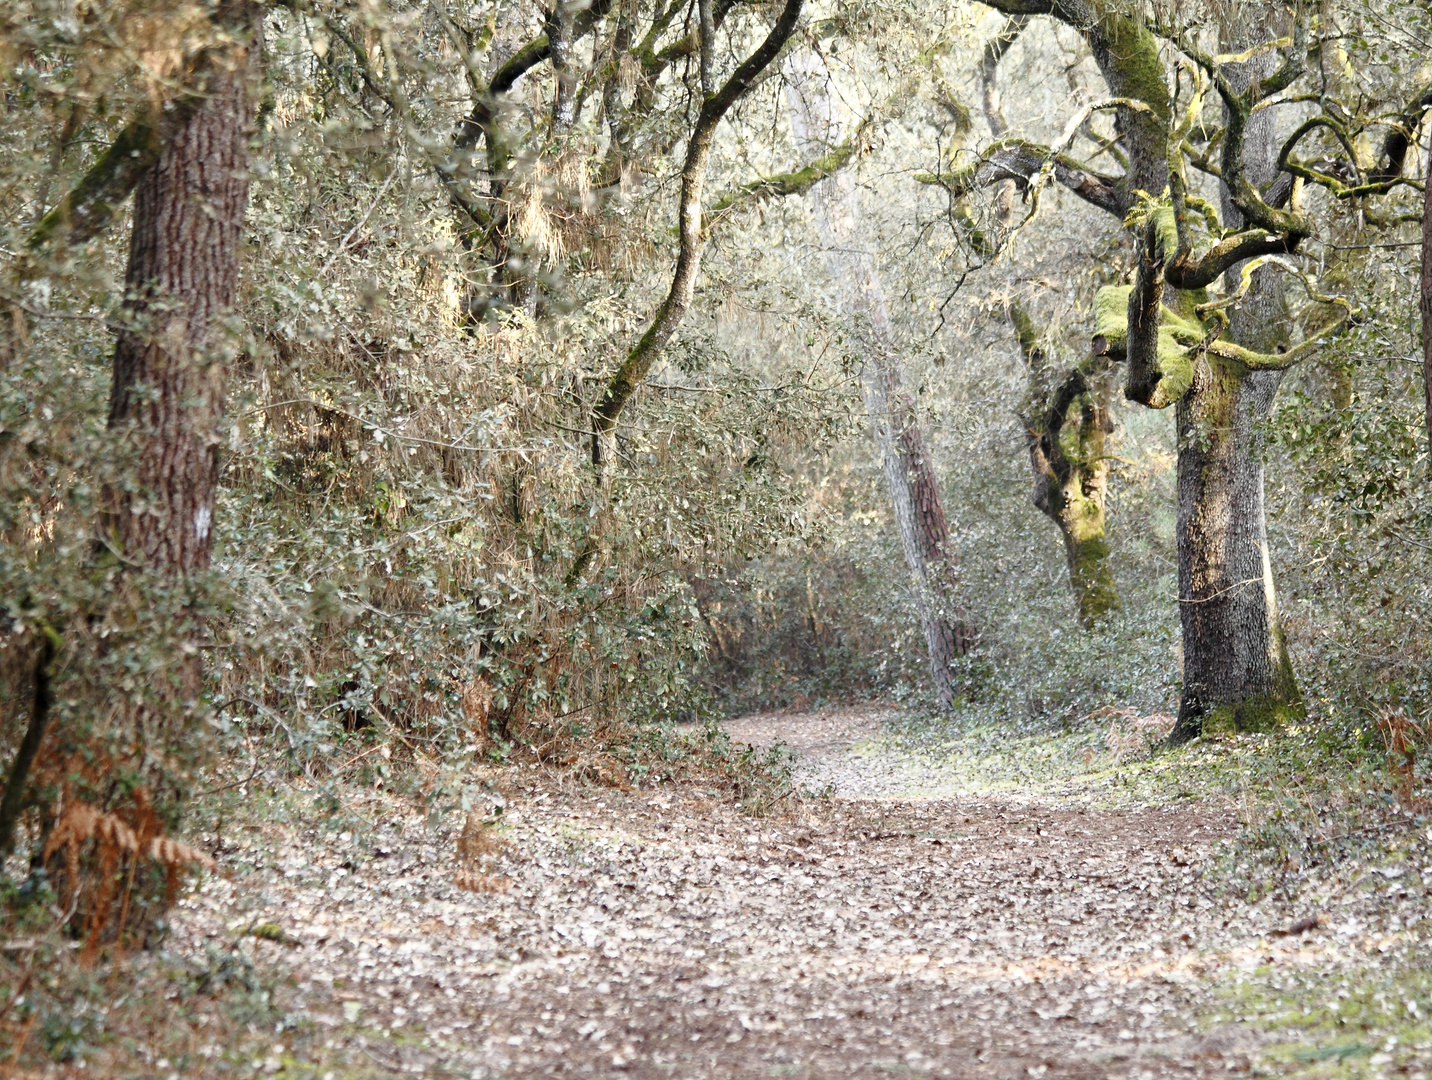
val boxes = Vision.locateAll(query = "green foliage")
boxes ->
[1267,232,1432,730]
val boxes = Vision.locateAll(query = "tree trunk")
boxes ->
[786,53,973,709]
[1172,358,1301,739]
[1170,32,1302,743]
[103,5,260,577]
[1009,305,1120,627]
[1033,390,1118,629]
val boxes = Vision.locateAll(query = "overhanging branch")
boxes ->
[916,138,1123,216]
[707,121,869,222]
[589,0,807,458]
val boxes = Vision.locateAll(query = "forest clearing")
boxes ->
[2,0,1432,1073]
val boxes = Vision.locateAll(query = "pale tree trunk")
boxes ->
[104,4,261,579]
[785,53,973,709]
[1171,35,1302,742]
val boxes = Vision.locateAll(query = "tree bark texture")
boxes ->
[980,15,1028,225]
[1009,306,1119,627]
[103,6,261,577]
[1171,33,1302,742]
[978,0,1169,214]
[0,628,57,859]
[786,53,973,709]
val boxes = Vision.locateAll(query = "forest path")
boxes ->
[183,708,1274,1079]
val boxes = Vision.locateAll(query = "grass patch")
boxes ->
[1224,963,1432,1077]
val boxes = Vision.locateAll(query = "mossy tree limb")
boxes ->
[708,126,869,222]
[915,138,1124,215]
[979,0,1170,210]
[588,0,806,461]
[1010,304,1120,628]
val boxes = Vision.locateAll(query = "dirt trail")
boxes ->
[179,709,1267,1079]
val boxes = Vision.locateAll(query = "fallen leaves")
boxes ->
[137,709,1432,1079]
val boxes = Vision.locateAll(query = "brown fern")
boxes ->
[42,792,216,949]
[1378,710,1429,809]
[453,810,510,893]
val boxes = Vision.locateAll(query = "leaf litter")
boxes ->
[150,708,1430,1079]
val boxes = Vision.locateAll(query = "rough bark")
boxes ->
[1172,358,1300,739]
[698,0,716,96]
[974,0,1303,738]
[1170,31,1302,743]
[1009,306,1119,628]
[550,1,579,133]
[25,31,249,256]
[787,53,973,708]
[102,5,261,577]
[978,0,1169,213]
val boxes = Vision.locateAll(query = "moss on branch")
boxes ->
[709,127,867,221]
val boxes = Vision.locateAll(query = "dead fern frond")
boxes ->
[456,809,507,862]
[41,793,216,947]
[461,677,493,724]
[453,809,509,893]
[453,868,511,893]
[1377,710,1429,809]
[1106,712,1175,764]
[149,836,216,870]
[43,802,139,863]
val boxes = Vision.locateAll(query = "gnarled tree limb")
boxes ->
[916,138,1123,216]
[589,0,807,461]
[707,122,868,221]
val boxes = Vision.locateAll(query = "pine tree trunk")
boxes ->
[103,6,260,576]
[786,54,973,708]
[1170,32,1302,742]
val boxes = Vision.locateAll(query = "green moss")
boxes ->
[1098,12,1172,121]
[1067,534,1120,627]
[1149,206,1179,260]
[1093,285,1131,351]
[1009,303,1039,358]
[1220,959,1432,1077]
[1092,282,1201,404]
[1152,331,1194,399]
[1203,693,1307,737]
[709,135,862,218]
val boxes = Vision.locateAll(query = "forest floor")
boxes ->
[14,707,1431,1079]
